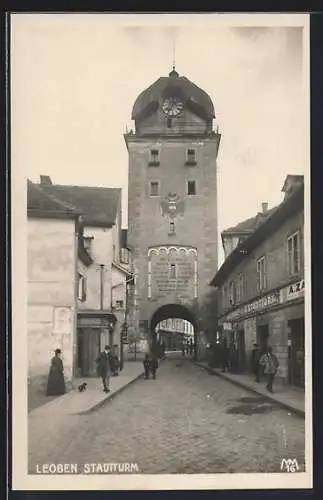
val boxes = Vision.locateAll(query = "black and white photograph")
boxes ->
[11,13,311,490]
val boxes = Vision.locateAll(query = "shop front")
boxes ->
[76,311,117,377]
[218,279,305,386]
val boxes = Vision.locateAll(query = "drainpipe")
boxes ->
[99,264,104,351]
[74,216,83,379]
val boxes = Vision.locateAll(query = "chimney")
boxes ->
[40,175,52,185]
[262,202,269,213]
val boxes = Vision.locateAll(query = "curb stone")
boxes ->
[77,371,145,415]
[195,362,305,419]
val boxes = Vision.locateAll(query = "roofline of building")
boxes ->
[81,218,115,229]
[27,209,81,220]
[211,185,304,287]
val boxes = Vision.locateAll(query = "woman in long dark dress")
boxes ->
[46,348,66,396]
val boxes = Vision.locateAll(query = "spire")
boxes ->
[169,31,179,77]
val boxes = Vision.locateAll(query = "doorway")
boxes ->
[257,324,269,355]
[288,318,305,388]
[237,329,246,372]
[77,328,101,377]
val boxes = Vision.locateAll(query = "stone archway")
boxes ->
[149,303,197,359]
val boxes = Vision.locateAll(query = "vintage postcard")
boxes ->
[11,12,312,490]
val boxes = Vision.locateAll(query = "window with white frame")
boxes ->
[170,263,176,279]
[77,273,87,301]
[256,256,267,291]
[228,281,236,306]
[149,181,160,197]
[186,148,197,165]
[236,273,244,303]
[149,149,160,166]
[287,231,301,275]
[187,180,196,196]
[169,219,176,235]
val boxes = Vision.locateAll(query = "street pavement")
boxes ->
[28,358,305,474]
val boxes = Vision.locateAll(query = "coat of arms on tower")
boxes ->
[160,193,185,219]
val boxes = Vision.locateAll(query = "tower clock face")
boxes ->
[161,97,184,117]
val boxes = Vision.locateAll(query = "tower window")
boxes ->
[186,149,197,166]
[169,220,176,235]
[149,149,160,167]
[187,180,196,196]
[170,264,176,279]
[149,181,160,197]
[167,118,172,128]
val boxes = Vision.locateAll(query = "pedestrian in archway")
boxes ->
[260,346,279,393]
[150,352,158,379]
[221,339,230,372]
[46,348,66,396]
[189,339,193,356]
[143,353,151,379]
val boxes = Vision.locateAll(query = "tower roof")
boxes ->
[131,69,215,121]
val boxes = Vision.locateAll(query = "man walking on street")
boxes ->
[96,345,113,393]
[251,343,261,382]
[260,346,279,393]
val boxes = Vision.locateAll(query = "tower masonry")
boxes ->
[125,68,221,339]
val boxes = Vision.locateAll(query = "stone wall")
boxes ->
[127,135,220,333]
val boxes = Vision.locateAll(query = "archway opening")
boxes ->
[150,304,197,359]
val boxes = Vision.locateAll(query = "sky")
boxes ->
[11,14,308,265]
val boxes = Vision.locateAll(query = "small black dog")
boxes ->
[78,382,87,393]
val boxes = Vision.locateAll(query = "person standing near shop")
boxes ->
[260,346,279,393]
[96,345,113,393]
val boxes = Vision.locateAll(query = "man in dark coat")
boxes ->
[46,348,66,396]
[221,339,230,372]
[96,345,113,393]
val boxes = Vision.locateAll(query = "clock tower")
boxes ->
[125,68,221,346]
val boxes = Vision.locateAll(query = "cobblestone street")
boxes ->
[29,359,305,474]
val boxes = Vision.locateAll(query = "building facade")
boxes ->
[27,177,133,390]
[125,68,221,346]
[211,175,305,388]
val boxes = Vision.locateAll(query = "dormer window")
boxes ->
[148,149,160,167]
[185,148,197,166]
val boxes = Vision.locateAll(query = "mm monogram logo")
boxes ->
[280,458,299,472]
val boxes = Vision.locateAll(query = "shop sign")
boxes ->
[286,279,305,302]
[225,290,280,322]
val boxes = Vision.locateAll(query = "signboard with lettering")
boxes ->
[148,246,197,302]
[224,290,281,322]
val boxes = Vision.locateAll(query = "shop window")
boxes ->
[149,181,160,197]
[77,273,87,301]
[287,231,301,275]
[257,256,267,291]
